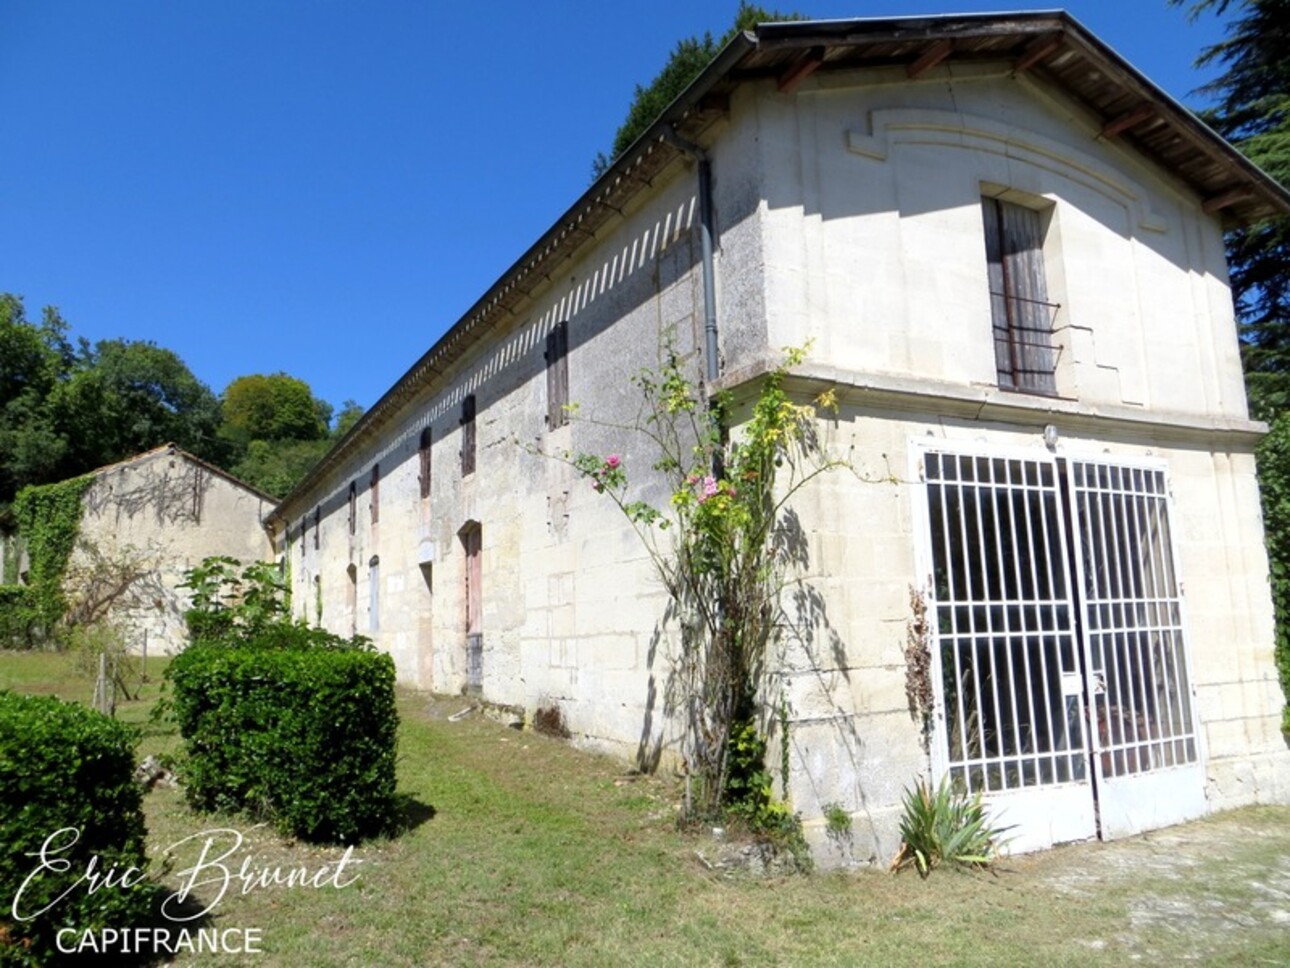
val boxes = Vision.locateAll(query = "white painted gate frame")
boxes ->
[906,436,1209,853]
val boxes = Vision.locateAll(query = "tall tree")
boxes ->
[591,3,806,178]
[332,399,365,439]
[221,373,331,445]
[0,295,225,506]
[1175,0,1290,418]
[1177,1,1290,726]
[0,295,73,408]
[218,373,344,498]
[76,339,223,459]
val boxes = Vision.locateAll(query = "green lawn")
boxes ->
[4,649,1290,966]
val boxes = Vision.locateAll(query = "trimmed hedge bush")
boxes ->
[191,617,370,653]
[0,690,153,966]
[168,647,398,843]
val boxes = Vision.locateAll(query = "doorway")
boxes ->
[460,521,482,693]
[915,444,1205,850]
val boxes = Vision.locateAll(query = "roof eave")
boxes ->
[270,30,758,521]
[270,12,1290,521]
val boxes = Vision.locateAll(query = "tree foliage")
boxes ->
[222,372,332,444]
[0,294,225,507]
[591,3,806,178]
[1177,1,1290,725]
[0,291,355,518]
[1258,413,1290,731]
[219,374,360,498]
[231,437,335,499]
[333,398,365,438]
[1176,0,1290,419]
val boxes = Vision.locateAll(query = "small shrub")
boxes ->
[891,777,1012,877]
[721,721,811,870]
[0,691,154,965]
[0,586,40,649]
[168,646,398,843]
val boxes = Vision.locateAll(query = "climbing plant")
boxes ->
[9,475,93,641]
[565,341,844,832]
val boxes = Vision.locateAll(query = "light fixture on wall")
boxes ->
[1043,424,1059,452]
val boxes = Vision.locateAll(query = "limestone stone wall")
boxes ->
[74,447,272,654]
[283,144,749,767]
[773,405,1286,866]
[751,65,1247,422]
[276,63,1286,864]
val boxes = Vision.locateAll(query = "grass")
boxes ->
[4,648,1290,966]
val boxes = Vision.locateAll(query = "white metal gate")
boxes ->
[916,445,1204,850]
[1067,459,1206,838]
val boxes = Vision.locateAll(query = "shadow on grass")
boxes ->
[388,793,437,836]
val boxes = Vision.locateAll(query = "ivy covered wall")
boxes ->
[0,476,93,645]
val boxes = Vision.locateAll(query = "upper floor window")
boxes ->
[368,555,380,635]
[300,516,307,560]
[370,464,380,525]
[348,481,357,534]
[982,196,1059,396]
[545,320,569,429]
[419,427,432,500]
[313,505,320,550]
[461,394,477,476]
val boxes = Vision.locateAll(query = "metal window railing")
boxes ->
[989,292,1063,395]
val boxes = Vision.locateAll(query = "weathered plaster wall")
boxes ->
[285,136,768,767]
[726,66,1286,864]
[776,404,1286,867]
[278,62,1285,866]
[755,64,1247,422]
[75,449,272,654]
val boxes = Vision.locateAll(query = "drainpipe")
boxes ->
[661,125,719,384]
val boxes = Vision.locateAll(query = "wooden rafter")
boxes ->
[1203,188,1253,214]
[1100,103,1157,139]
[777,46,825,93]
[907,39,954,79]
[1013,34,1064,74]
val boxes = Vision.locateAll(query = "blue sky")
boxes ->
[0,1,1228,417]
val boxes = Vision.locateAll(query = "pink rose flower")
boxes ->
[605,454,621,469]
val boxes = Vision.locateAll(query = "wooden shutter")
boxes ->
[545,321,569,429]
[461,395,476,476]
[983,197,1056,394]
[419,427,432,500]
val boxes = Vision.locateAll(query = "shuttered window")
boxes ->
[370,464,380,525]
[313,506,320,550]
[461,395,477,476]
[545,320,569,429]
[348,481,357,534]
[982,197,1059,395]
[419,427,432,500]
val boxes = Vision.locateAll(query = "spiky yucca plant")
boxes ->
[891,777,1011,877]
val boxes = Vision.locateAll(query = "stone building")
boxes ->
[267,13,1290,863]
[69,444,273,654]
